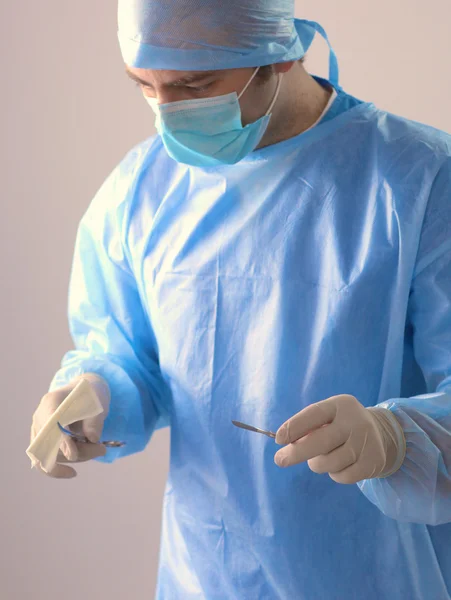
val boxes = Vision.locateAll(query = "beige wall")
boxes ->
[1,1,450,598]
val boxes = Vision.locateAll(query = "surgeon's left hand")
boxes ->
[274,395,406,483]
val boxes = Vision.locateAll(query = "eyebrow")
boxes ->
[125,67,217,88]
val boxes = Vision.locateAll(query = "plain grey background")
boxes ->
[1,1,450,599]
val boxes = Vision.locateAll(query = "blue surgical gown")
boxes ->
[50,85,451,599]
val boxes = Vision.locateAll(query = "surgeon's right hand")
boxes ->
[30,373,111,478]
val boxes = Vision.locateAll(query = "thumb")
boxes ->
[75,374,111,443]
[82,413,106,444]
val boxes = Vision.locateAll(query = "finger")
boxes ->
[57,443,107,463]
[61,436,79,462]
[328,451,376,485]
[81,415,105,444]
[276,399,338,446]
[274,423,344,468]
[80,376,110,443]
[43,386,75,412]
[329,451,383,485]
[308,443,357,475]
[329,464,364,485]
[68,418,103,444]
[34,461,77,479]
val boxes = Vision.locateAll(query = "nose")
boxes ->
[142,92,172,108]
[150,83,201,105]
[156,90,186,105]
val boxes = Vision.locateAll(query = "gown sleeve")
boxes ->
[358,157,451,525]
[49,149,170,462]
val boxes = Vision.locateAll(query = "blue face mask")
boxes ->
[145,67,283,168]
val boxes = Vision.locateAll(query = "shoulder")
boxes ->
[82,135,177,228]
[365,108,451,166]
[344,105,451,213]
[368,112,451,268]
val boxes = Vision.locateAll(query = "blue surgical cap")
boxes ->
[118,0,317,71]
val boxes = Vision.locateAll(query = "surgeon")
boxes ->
[29,0,451,598]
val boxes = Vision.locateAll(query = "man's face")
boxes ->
[126,66,281,126]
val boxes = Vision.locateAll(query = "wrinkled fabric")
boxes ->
[118,0,325,73]
[51,86,451,599]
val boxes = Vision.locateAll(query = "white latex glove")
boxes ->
[274,395,406,483]
[29,373,111,478]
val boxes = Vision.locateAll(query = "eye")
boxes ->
[136,82,152,91]
[136,82,155,97]
[187,82,214,93]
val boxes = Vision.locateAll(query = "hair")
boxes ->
[255,56,306,84]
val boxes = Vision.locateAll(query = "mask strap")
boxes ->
[299,20,340,88]
[238,67,261,100]
[264,73,283,116]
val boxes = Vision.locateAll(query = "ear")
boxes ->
[274,61,296,74]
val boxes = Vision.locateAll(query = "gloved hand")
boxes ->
[30,373,111,478]
[274,395,406,483]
